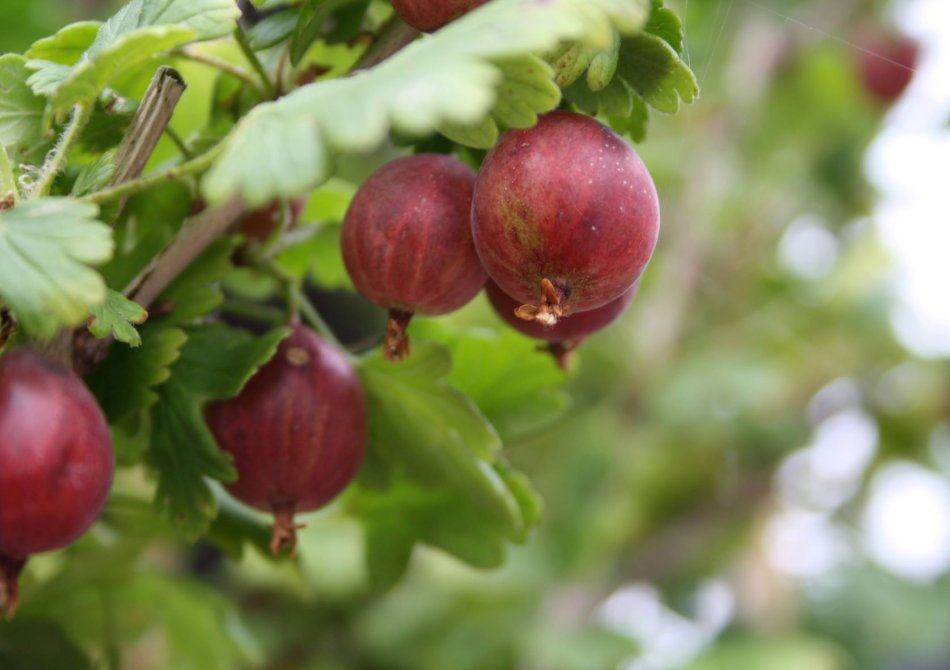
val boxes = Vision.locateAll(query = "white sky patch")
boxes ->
[861,461,950,582]
[867,0,950,357]
[764,508,851,578]
[778,214,839,280]
[777,409,879,511]
[599,581,735,670]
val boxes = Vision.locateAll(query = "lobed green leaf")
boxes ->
[0,198,112,338]
[88,325,188,421]
[0,55,45,150]
[87,288,148,346]
[27,0,240,110]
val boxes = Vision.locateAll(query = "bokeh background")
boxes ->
[3,0,950,668]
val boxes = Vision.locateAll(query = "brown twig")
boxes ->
[127,198,247,307]
[111,67,187,189]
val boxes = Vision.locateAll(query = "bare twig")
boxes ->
[127,198,247,307]
[72,199,247,372]
[111,67,187,187]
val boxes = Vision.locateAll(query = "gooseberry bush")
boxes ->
[0,0,696,664]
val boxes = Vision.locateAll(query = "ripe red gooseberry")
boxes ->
[471,111,659,327]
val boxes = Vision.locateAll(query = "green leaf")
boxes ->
[87,325,187,421]
[290,0,368,65]
[356,477,513,583]
[71,150,116,196]
[587,31,621,91]
[561,2,694,137]
[23,22,100,96]
[686,636,852,670]
[0,198,112,338]
[439,115,499,149]
[644,3,684,54]
[363,510,416,591]
[0,55,45,150]
[490,54,561,129]
[526,625,638,670]
[358,342,523,536]
[608,92,648,142]
[157,238,236,326]
[363,479,514,569]
[247,8,299,51]
[0,145,15,202]
[615,31,698,113]
[87,288,148,346]
[47,26,197,110]
[24,62,73,97]
[0,620,93,670]
[92,0,239,47]
[203,0,652,205]
[26,21,101,64]
[170,323,290,400]
[495,462,543,542]
[550,43,597,89]
[29,0,240,110]
[118,572,250,670]
[150,382,237,540]
[412,322,571,442]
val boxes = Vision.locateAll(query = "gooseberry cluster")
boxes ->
[342,110,660,367]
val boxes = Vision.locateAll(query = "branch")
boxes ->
[111,67,187,187]
[72,199,247,373]
[127,198,247,307]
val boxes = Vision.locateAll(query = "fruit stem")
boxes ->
[384,310,413,361]
[0,556,25,620]
[233,26,277,99]
[542,340,581,372]
[288,283,344,350]
[515,278,568,326]
[80,143,223,206]
[270,503,305,556]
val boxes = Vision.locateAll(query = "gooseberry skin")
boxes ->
[392,0,489,32]
[341,154,487,359]
[486,280,637,343]
[204,325,366,555]
[471,111,660,320]
[0,348,114,618]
